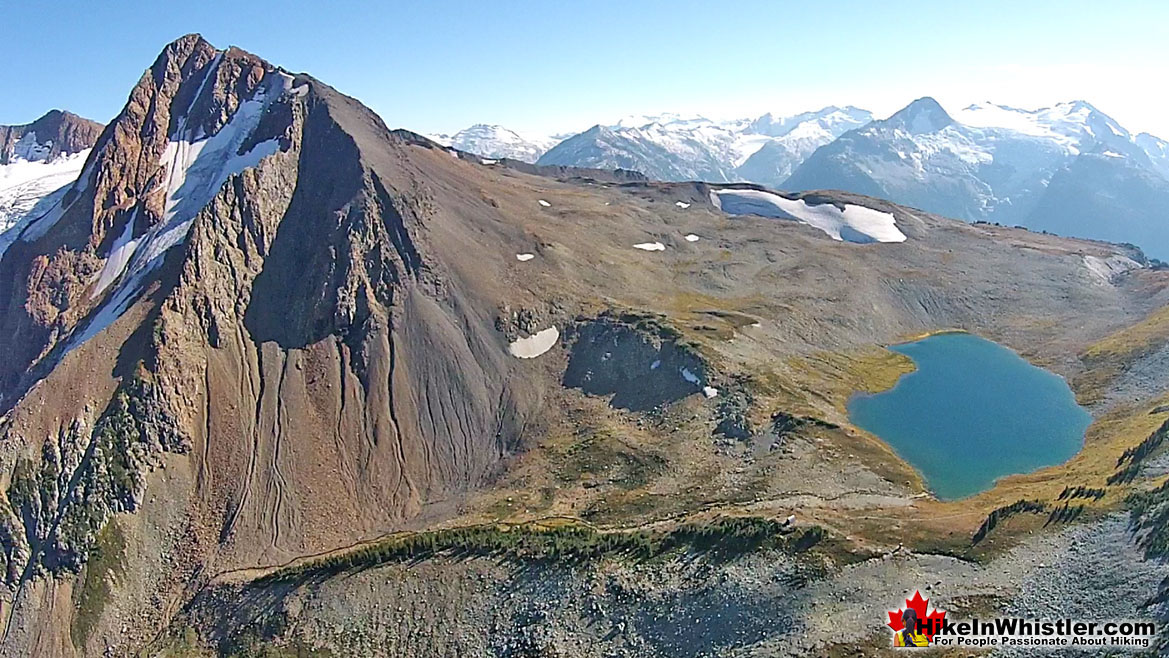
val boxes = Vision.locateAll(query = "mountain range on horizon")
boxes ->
[9,91,1167,260]
[430,99,1169,259]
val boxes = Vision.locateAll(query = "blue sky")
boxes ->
[3,0,1167,138]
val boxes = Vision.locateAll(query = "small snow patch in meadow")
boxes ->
[508,326,559,359]
[684,234,700,242]
[538,199,551,207]
[449,149,460,158]
[515,253,535,262]
[481,158,498,165]
[676,201,691,209]
[712,189,906,244]
[633,242,666,251]
[680,367,719,398]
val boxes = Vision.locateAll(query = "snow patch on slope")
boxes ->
[509,326,560,358]
[90,210,141,299]
[680,367,718,398]
[712,189,906,243]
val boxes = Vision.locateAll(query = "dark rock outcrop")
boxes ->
[563,311,712,412]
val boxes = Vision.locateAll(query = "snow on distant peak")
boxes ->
[748,106,872,138]
[952,100,1130,151]
[428,123,557,163]
[536,105,874,185]
[613,112,709,129]
[887,97,953,135]
[1136,132,1169,179]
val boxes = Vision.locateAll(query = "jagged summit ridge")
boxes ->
[0,34,308,399]
[0,110,103,235]
[0,109,102,165]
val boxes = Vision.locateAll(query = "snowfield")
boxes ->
[711,189,906,243]
[952,101,1130,154]
[508,326,560,358]
[0,149,90,236]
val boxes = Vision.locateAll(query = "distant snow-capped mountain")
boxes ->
[786,98,1169,259]
[437,99,1168,259]
[427,124,561,163]
[1136,132,1169,180]
[737,106,873,186]
[1,110,103,236]
[536,107,873,185]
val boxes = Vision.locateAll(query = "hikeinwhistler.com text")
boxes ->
[923,617,1156,649]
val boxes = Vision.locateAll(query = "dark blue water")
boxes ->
[847,333,1091,500]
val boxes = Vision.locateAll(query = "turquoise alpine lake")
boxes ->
[847,333,1092,500]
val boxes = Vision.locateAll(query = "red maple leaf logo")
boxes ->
[887,590,947,641]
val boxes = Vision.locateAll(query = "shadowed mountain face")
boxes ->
[1,35,1168,658]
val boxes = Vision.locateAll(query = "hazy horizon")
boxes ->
[4,0,1167,139]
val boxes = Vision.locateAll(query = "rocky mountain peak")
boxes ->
[0,34,305,404]
[885,96,953,134]
[0,109,103,165]
[0,34,536,606]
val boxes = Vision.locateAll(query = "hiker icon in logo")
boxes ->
[894,608,929,647]
[887,590,945,647]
